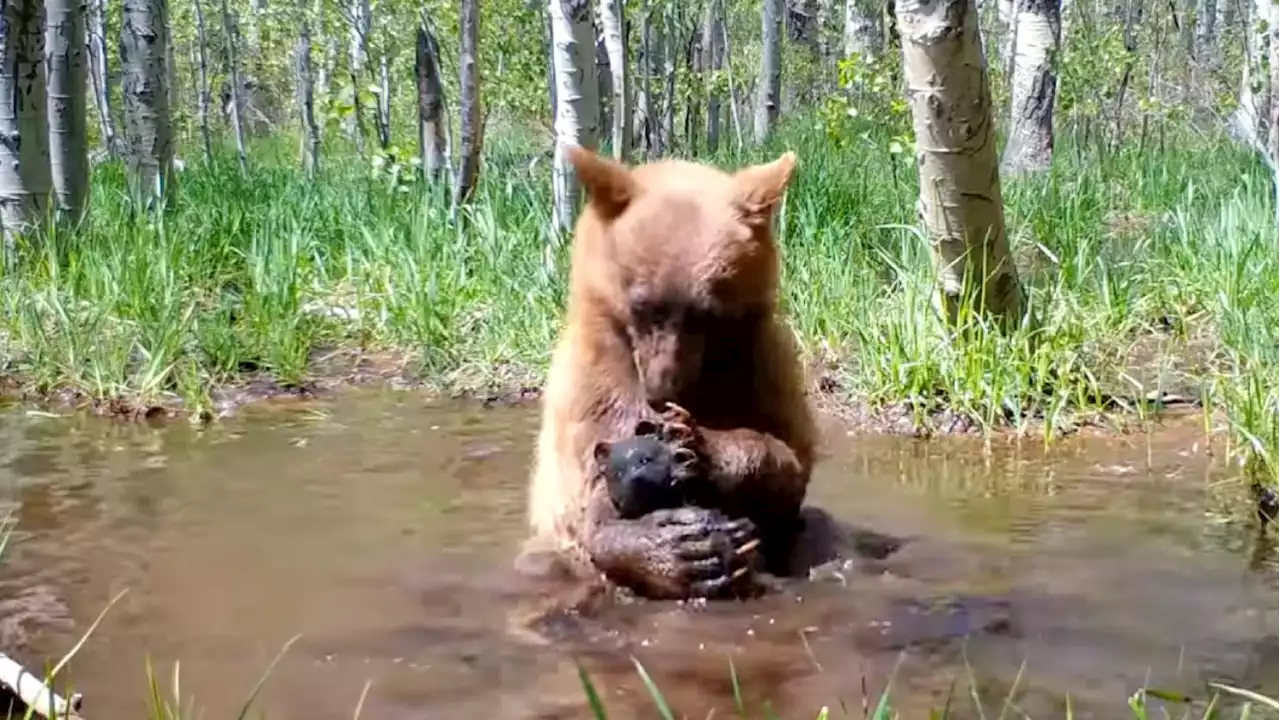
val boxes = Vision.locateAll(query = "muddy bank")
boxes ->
[0,343,1210,440]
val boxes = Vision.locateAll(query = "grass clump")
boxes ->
[575,656,1280,720]
[0,117,1274,489]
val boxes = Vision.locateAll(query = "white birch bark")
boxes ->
[549,0,601,232]
[1001,0,1060,176]
[599,0,630,161]
[46,0,88,219]
[895,0,1026,324]
[756,0,783,142]
[121,0,171,202]
[0,0,51,238]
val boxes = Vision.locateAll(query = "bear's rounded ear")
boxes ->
[564,144,636,221]
[732,151,797,226]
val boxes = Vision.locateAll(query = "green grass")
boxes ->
[0,115,1275,492]
[575,656,1280,720]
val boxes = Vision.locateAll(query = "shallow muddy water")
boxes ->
[0,390,1274,720]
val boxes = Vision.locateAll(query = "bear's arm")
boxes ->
[690,323,815,545]
[698,427,807,511]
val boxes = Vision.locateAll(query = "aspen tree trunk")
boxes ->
[687,6,703,154]
[451,0,482,217]
[549,0,601,231]
[1001,0,1060,176]
[164,14,177,110]
[0,0,51,239]
[345,0,370,144]
[314,0,332,117]
[416,23,446,185]
[599,0,630,161]
[1109,0,1142,150]
[594,28,613,143]
[245,0,263,57]
[720,13,744,149]
[1264,0,1274,221]
[896,0,1026,325]
[121,0,172,204]
[47,0,88,220]
[1194,0,1216,59]
[660,6,674,152]
[703,0,724,153]
[376,52,390,149]
[192,0,213,164]
[844,0,882,59]
[640,0,655,156]
[1214,0,1231,42]
[1228,0,1278,172]
[219,0,247,172]
[87,0,119,154]
[296,3,320,177]
[756,0,783,141]
[997,0,1015,66]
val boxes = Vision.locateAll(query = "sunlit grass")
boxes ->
[575,656,1280,720]
[0,115,1274,495]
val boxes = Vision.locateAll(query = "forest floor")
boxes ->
[0,117,1275,493]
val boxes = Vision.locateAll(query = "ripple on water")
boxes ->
[0,391,1271,720]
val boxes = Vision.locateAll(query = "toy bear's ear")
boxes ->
[593,441,612,466]
[733,151,797,226]
[633,419,661,437]
[564,144,636,221]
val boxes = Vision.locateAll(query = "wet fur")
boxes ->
[519,146,816,600]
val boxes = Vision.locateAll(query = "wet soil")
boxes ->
[0,389,1273,719]
[0,336,1213,441]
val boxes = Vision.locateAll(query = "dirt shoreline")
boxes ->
[0,345,1208,440]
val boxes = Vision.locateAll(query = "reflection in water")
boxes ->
[0,389,1273,720]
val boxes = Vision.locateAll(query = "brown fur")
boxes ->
[519,146,816,600]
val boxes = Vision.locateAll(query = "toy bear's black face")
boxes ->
[594,433,696,520]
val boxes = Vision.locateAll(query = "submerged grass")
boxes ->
[0,116,1275,489]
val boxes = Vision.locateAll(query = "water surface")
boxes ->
[0,389,1273,719]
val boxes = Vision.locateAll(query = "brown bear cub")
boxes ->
[520,145,817,602]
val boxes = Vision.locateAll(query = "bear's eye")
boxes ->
[631,300,672,328]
